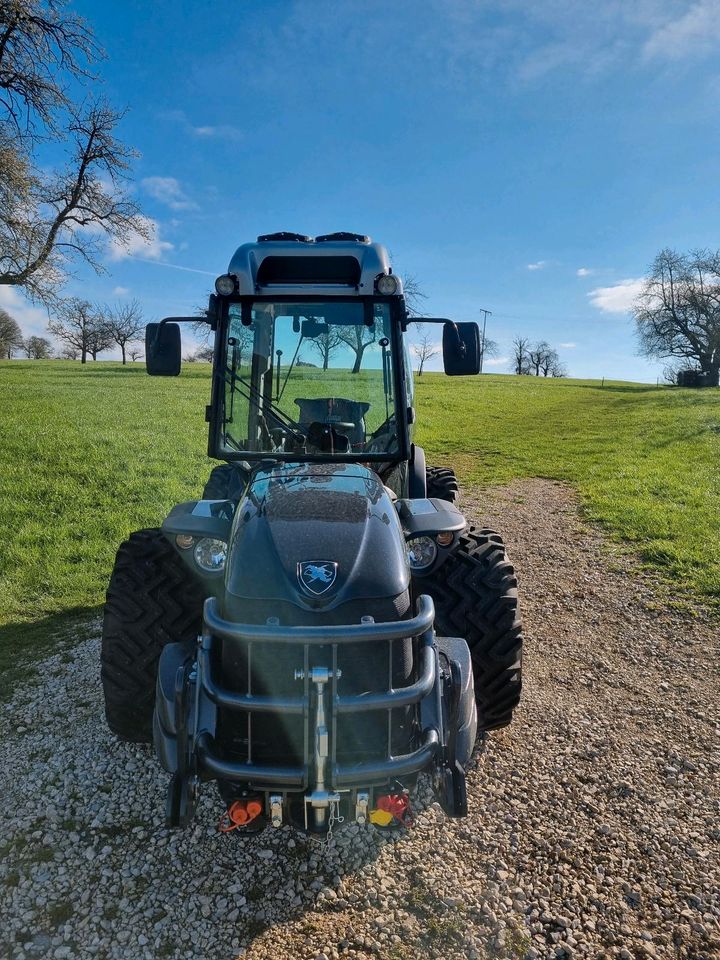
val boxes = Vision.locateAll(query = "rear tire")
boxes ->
[101,529,204,742]
[426,466,460,505]
[422,528,522,730]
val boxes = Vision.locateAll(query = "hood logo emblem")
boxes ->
[298,561,338,596]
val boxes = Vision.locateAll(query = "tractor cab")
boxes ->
[218,296,402,462]
[146,232,481,477]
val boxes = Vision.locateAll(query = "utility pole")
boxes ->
[479,308,492,374]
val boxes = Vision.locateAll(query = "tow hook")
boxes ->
[296,666,343,831]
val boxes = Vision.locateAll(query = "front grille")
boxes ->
[215,590,416,767]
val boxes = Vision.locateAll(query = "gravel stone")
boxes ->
[1,480,719,959]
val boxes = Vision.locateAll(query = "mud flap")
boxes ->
[437,659,468,818]
[421,641,471,819]
[165,657,199,829]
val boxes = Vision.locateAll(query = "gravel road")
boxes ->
[2,479,719,960]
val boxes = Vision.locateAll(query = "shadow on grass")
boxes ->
[569,383,670,394]
[0,606,103,699]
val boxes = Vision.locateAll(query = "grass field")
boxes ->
[1,360,718,685]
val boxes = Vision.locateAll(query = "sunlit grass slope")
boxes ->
[0,362,213,632]
[415,374,720,607]
[1,362,718,653]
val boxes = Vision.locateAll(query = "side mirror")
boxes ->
[146,322,181,376]
[443,321,481,376]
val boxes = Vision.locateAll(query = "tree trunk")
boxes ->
[121,344,126,365]
[351,345,366,374]
[81,349,87,364]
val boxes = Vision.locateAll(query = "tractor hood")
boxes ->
[223,463,410,621]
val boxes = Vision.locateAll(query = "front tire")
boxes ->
[426,466,460,505]
[101,529,204,742]
[423,528,522,730]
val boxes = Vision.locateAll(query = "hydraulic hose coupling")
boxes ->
[218,798,263,832]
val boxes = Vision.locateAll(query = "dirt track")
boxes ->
[2,480,719,959]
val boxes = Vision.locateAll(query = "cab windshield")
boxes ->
[219,300,400,459]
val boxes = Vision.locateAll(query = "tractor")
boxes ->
[101,231,522,836]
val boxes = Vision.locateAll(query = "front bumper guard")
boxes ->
[156,594,471,829]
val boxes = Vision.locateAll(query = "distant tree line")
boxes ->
[510,337,567,377]
[0,300,145,362]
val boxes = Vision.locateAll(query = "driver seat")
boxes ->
[294,397,370,447]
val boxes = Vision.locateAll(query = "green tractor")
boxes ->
[101,231,522,835]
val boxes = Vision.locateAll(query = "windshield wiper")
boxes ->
[219,367,306,439]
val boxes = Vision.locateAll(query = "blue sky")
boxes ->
[6,0,720,379]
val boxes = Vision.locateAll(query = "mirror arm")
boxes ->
[158,316,206,326]
[418,318,466,357]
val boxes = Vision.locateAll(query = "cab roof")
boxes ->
[227,232,402,297]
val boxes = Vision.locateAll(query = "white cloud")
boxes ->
[485,356,509,367]
[192,124,242,140]
[588,278,644,314]
[644,1,720,61]
[141,176,198,211]
[112,286,130,296]
[560,342,577,349]
[576,267,594,277]
[0,285,50,341]
[108,216,174,262]
[527,261,547,271]
[164,110,242,141]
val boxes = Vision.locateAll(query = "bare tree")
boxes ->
[0,2,146,305]
[103,298,143,364]
[47,298,106,362]
[528,340,551,376]
[480,337,499,367]
[88,318,112,360]
[338,324,377,374]
[539,345,560,377]
[227,324,253,369]
[128,345,143,362]
[59,344,79,359]
[0,307,24,357]
[412,332,438,375]
[309,325,343,370]
[548,357,568,378]
[633,248,720,386]
[511,336,532,375]
[24,334,52,358]
[0,0,98,137]
[403,274,429,318]
[191,345,214,362]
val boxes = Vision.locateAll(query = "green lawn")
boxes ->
[1,361,718,685]
[415,373,720,606]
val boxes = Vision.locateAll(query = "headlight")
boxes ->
[406,536,437,570]
[376,273,399,295]
[194,537,227,572]
[215,273,237,296]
